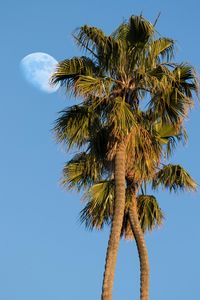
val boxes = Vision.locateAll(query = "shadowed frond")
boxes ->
[53,104,100,148]
[112,15,155,46]
[127,15,155,45]
[152,164,197,192]
[113,16,158,74]
[137,195,163,232]
[62,152,103,191]
[173,63,199,97]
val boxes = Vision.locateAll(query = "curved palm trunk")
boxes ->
[129,191,150,300]
[101,143,126,300]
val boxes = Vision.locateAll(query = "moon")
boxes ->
[20,52,59,93]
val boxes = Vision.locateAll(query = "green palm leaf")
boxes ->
[152,164,197,192]
[126,124,161,181]
[62,152,103,191]
[137,195,163,232]
[53,104,100,148]
[51,56,99,94]
[80,181,114,229]
[148,63,197,125]
[106,96,137,139]
[74,75,113,98]
[149,38,175,63]
[74,25,125,72]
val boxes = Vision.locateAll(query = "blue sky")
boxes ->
[1,1,200,299]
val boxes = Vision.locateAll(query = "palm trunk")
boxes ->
[101,143,126,300]
[129,191,150,300]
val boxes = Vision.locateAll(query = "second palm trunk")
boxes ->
[101,143,126,300]
[129,191,150,300]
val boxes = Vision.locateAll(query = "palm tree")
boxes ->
[51,15,198,300]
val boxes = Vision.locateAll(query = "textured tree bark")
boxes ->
[101,143,126,300]
[129,191,150,300]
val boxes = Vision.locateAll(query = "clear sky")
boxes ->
[1,1,200,299]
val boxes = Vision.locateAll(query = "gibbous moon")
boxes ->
[20,52,59,93]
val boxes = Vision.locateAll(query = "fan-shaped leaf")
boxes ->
[152,164,197,192]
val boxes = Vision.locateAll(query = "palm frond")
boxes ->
[112,22,129,41]
[126,125,161,181]
[53,104,99,148]
[51,57,98,93]
[154,121,178,143]
[74,26,126,73]
[148,63,198,125]
[127,15,155,45]
[74,26,108,57]
[137,195,163,232]
[87,127,111,161]
[74,75,113,98]
[173,63,199,97]
[80,180,114,229]
[149,92,187,126]
[149,38,175,63]
[106,96,136,139]
[153,121,184,157]
[62,152,103,191]
[152,164,197,192]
